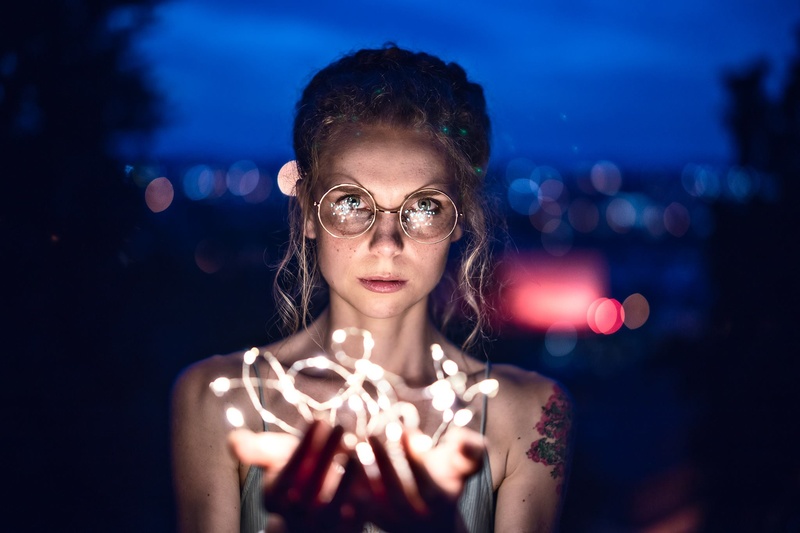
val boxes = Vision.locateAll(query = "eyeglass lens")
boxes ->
[318,185,457,243]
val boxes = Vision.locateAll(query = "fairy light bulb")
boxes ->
[226,406,245,427]
[355,441,376,465]
[453,408,473,427]
[385,421,403,442]
[208,327,499,459]
[442,359,459,376]
[210,377,231,395]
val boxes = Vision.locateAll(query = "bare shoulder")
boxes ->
[171,350,251,415]
[490,363,572,414]
[485,364,574,500]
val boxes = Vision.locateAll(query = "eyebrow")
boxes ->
[320,173,456,193]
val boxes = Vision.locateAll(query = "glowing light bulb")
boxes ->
[348,395,364,412]
[385,421,403,442]
[210,377,231,395]
[244,348,258,365]
[442,359,459,376]
[226,407,245,427]
[332,329,347,343]
[453,408,473,427]
[356,441,375,465]
[409,433,433,453]
[478,379,499,396]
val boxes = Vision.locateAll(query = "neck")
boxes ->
[308,306,447,386]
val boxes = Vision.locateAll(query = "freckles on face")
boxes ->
[309,126,458,318]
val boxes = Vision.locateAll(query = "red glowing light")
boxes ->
[500,251,609,331]
[588,297,624,334]
[145,177,174,213]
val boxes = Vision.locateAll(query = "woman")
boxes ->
[171,44,572,532]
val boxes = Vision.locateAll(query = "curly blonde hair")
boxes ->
[274,45,494,351]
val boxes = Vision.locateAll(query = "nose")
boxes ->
[368,211,404,256]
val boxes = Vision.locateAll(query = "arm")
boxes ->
[171,357,243,533]
[493,374,574,532]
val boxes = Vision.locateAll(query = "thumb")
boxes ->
[228,428,300,469]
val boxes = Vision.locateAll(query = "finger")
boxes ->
[407,428,485,499]
[368,435,419,513]
[441,427,485,477]
[327,455,367,528]
[299,424,345,503]
[400,431,442,504]
[270,420,322,500]
[227,429,299,468]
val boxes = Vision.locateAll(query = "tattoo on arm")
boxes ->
[526,384,572,493]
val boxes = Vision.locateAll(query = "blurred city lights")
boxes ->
[606,197,636,233]
[590,160,622,195]
[540,219,573,257]
[681,163,720,200]
[144,177,174,213]
[622,293,650,330]
[587,297,625,335]
[544,323,578,356]
[500,250,608,331]
[182,164,215,200]
[664,202,690,237]
[508,178,540,215]
[567,198,600,233]
[226,160,260,197]
[726,166,754,202]
[643,205,666,238]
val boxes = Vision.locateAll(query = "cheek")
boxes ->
[316,239,356,277]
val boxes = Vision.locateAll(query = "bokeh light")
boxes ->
[243,170,272,204]
[590,160,622,195]
[144,177,174,213]
[544,323,578,356]
[587,297,624,334]
[681,163,720,200]
[540,219,573,257]
[726,166,755,202]
[182,164,215,200]
[501,251,608,331]
[643,205,666,238]
[622,293,650,329]
[226,160,260,196]
[606,197,636,233]
[664,202,690,237]
[568,197,600,233]
[508,178,540,215]
[194,239,224,274]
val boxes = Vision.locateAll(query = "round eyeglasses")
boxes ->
[313,184,462,244]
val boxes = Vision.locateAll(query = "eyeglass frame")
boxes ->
[312,183,464,244]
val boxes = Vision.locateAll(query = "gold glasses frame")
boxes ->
[313,183,463,244]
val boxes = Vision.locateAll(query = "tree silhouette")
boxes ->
[1,1,162,530]
[698,25,800,532]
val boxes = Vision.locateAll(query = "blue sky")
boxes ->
[135,0,800,169]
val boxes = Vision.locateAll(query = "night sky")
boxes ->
[135,0,799,168]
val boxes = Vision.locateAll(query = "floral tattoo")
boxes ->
[526,384,572,491]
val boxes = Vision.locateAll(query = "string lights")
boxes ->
[210,327,498,461]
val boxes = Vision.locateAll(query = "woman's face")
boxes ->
[306,126,461,324]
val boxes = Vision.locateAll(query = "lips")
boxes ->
[358,277,408,293]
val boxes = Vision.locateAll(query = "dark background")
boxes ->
[3,1,799,531]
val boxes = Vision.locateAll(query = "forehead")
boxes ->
[318,126,453,193]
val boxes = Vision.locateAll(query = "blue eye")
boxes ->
[412,197,439,213]
[343,195,361,209]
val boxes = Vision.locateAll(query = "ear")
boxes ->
[303,210,317,239]
[450,218,463,243]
